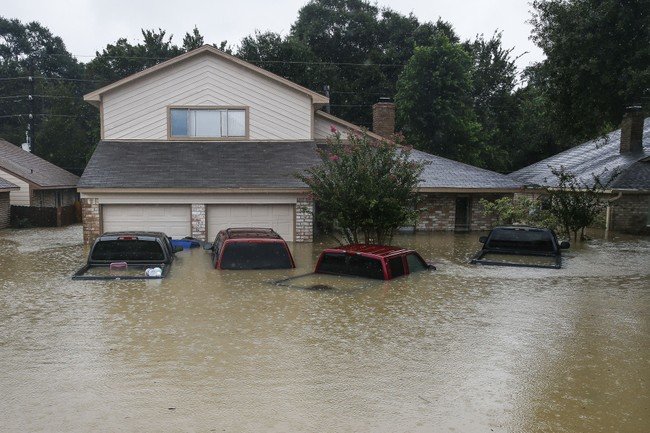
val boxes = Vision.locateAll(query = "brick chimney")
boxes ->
[620,105,644,154]
[372,97,395,138]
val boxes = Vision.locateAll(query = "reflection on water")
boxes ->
[0,225,648,432]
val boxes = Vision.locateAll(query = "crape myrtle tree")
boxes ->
[297,130,425,245]
[546,166,618,241]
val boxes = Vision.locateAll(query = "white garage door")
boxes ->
[207,204,294,241]
[102,204,191,238]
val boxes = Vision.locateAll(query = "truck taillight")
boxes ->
[118,236,138,240]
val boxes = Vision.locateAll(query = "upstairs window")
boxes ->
[169,107,247,138]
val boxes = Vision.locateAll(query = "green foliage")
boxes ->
[395,37,480,162]
[0,16,92,172]
[546,166,617,240]
[297,131,425,245]
[529,0,650,146]
[238,31,327,89]
[479,196,557,228]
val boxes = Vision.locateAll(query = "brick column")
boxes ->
[191,204,206,240]
[81,197,101,245]
[295,195,314,242]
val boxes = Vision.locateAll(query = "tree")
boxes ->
[546,166,617,240]
[182,26,204,51]
[465,32,520,172]
[84,29,183,84]
[529,0,650,147]
[297,131,424,244]
[395,36,480,162]
[0,16,92,169]
[237,31,327,89]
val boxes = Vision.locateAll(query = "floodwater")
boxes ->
[0,225,648,433]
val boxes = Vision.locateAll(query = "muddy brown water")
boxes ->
[0,225,648,432]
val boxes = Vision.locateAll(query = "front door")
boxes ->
[455,197,470,231]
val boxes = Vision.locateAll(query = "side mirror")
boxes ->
[560,241,570,249]
[479,236,487,244]
[203,242,213,251]
[173,246,184,253]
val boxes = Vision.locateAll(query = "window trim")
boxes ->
[167,105,250,141]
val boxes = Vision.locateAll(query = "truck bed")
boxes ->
[72,263,170,280]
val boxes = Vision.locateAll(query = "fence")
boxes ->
[11,204,79,228]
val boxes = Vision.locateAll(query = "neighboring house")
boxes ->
[0,177,18,229]
[79,45,520,244]
[0,139,79,209]
[510,109,650,234]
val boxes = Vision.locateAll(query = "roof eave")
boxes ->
[417,187,522,193]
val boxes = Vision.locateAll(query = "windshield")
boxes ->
[220,242,293,270]
[317,253,384,280]
[91,239,165,262]
[486,229,556,252]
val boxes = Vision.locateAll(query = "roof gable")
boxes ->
[0,177,18,190]
[0,140,79,188]
[84,45,329,105]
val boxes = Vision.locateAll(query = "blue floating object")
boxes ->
[170,238,201,250]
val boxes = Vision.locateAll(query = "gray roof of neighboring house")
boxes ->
[509,118,650,189]
[78,140,322,189]
[0,139,79,188]
[411,149,521,190]
[80,140,521,191]
[0,177,18,190]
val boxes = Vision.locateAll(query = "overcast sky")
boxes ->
[3,0,544,72]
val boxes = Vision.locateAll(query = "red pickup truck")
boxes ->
[315,244,435,280]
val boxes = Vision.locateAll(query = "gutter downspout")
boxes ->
[605,191,623,231]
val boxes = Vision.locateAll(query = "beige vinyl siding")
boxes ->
[0,191,10,228]
[103,53,313,140]
[314,114,361,140]
[0,169,30,206]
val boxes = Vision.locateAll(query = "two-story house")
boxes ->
[79,45,520,244]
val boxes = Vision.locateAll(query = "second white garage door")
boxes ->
[102,204,191,238]
[207,204,294,241]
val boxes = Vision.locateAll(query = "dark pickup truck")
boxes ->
[72,232,181,280]
[470,226,570,269]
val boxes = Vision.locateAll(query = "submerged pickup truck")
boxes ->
[72,232,181,280]
[470,226,570,269]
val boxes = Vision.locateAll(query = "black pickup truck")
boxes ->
[470,226,570,269]
[72,232,181,280]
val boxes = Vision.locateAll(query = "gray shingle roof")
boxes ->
[411,149,521,190]
[509,118,650,189]
[80,140,522,191]
[0,139,79,188]
[0,177,18,190]
[78,141,322,189]
[610,159,650,190]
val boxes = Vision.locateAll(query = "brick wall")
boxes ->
[0,192,10,229]
[416,193,511,232]
[295,195,314,242]
[81,197,101,245]
[611,194,650,234]
[191,204,206,240]
[372,102,395,138]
